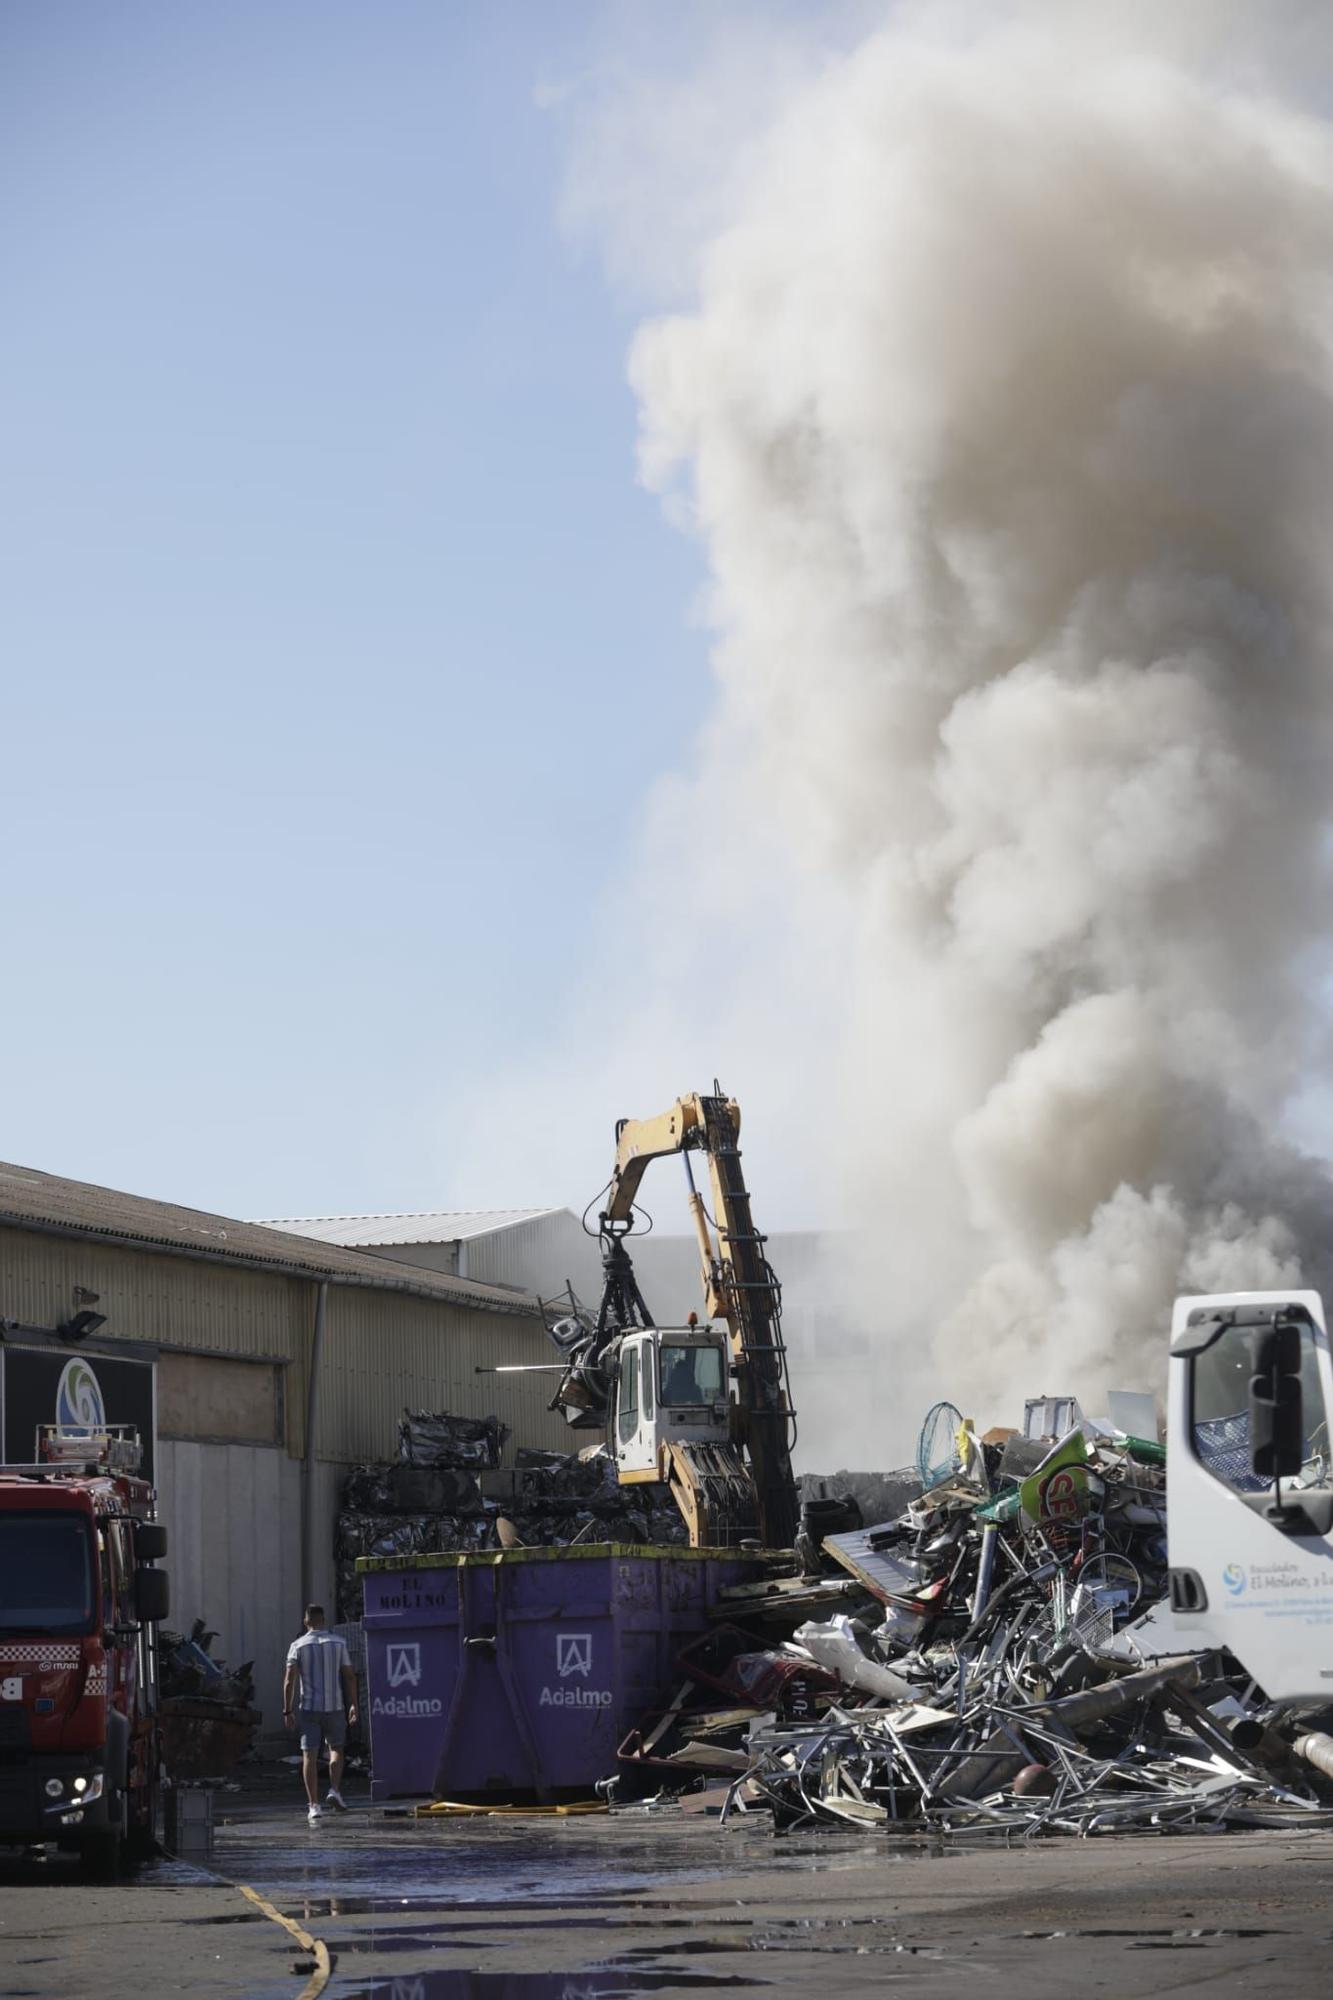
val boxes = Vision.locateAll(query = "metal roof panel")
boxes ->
[0,1164,539,1316]
[258,1207,565,1247]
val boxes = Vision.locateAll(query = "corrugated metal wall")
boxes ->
[316,1288,570,1462]
[460,1211,602,1303]
[0,1224,570,1462]
[156,1439,303,1731]
[0,1225,306,1361]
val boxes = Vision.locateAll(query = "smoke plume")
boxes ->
[622,7,1333,1434]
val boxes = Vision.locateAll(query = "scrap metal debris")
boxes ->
[398,1408,510,1470]
[614,1404,1333,1839]
[159,1619,261,1779]
[336,1422,684,1621]
[494,1446,688,1551]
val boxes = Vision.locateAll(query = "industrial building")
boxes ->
[262,1207,837,1345]
[0,1165,862,1730]
[264,1208,854,1463]
[0,1163,567,1726]
[260,1204,604,1299]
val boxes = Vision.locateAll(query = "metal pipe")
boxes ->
[1030,1653,1202,1729]
[301,1281,328,1608]
[1229,1716,1301,1779]
[474,1364,567,1374]
[1293,1730,1333,1782]
[958,1559,1058,1646]
[970,1524,998,1621]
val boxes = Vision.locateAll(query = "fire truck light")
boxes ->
[73,1776,88,1793]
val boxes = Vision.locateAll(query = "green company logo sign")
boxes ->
[56,1357,106,1432]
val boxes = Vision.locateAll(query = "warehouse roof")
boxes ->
[0,1163,541,1317]
[259,1206,564,1248]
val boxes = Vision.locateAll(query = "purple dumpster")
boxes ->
[359,1542,765,1801]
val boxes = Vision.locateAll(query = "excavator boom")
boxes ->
[606,1097,707,1225]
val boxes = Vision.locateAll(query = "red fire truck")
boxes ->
[0,1422,168,1873]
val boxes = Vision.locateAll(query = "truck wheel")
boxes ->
[78,1827,123,1879]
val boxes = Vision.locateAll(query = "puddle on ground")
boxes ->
[186,1911,268,1926]
[330,1927,905,1963]
[341,1974,766,1998]
[1016,1920,1280,1936]
[220,1816,951,1914]
[291,1912,902,1945]
[1022,1928,1284,1943]
[296,1910,939,1969]
[227,1846,736,1912]
[0,1851,218,1891]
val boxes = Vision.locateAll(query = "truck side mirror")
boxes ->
[137,1523,168,1562]
[134,1566,170,1625]
[1251,1323,1304,1481]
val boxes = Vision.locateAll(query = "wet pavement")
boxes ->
[0,1845,304,1999]
[6,1780,1333,1997]
[220,1788,1333,1997]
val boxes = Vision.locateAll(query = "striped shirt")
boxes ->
[286,1629,351,1712]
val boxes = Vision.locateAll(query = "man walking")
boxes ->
[283,1604,357,1824]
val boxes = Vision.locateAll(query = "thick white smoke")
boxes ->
[622,8,1333,1436]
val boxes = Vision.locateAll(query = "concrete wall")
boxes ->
[155,1439,303,1732]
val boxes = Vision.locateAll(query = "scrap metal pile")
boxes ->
[336,1411,684,1620]
[159,1618,261,1779]
[625,1403,1333,1838]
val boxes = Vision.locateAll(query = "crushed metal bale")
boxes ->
[336,1413,685,1620]
[397,1407,510,1469]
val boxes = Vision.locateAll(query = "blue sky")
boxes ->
[2,2,744,1219]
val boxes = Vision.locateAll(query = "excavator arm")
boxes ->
[606,1097,707,1224]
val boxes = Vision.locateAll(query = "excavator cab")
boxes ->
[613,1327,731,1478]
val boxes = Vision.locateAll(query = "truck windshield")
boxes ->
[0,1511,97,1635]
[1192,1321,1330,1495]
[658,1344,725,1406]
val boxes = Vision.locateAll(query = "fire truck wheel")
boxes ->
[78,1827,123,1879]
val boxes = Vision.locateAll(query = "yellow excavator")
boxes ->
[543,1090,800,1550]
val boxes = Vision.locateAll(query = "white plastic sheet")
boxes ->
[793,1614,916,1701]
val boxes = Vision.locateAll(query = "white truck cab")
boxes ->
[1167,1288,1333,1701]
[612,1326,732,1479]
